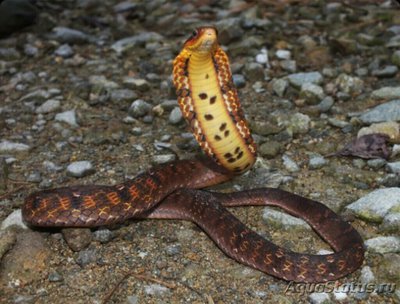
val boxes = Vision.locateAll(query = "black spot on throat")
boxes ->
[199,93,208,100]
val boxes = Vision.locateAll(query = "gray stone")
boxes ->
[93,228,114,243]
[308,292,331,304]
[365,236,400,254]
[54,44,74,58]
[327,118,350,129]
[51,27,90,44]
[215,18,243,44]
[66,161,94,177]
[355,67,369,77]
[123,77,150,91]
[335,73,364,94]
[388,26,400,35]
[144,284,170,296]
[76,248,97,267]
[280,60,296,73]
[160,99,178,111]
[387,34,400,47]
[287,72,323,88]
[89,75,119,89]
[367,158,386,169]
[169,107,183,125]
[322,67,337,78]
[272,78,288,97]
[19,89,58,103]
[1,210,27,230]
[317,96,334,112]
[300,83,325,104]
[113,1,138,13]
[0,231,50,285]
[48,272,63,282]
[126,295,139,304]
[288,113,310,134]
[263,207,310,230]
[282,154,300,172]
[371,65,398,78]
[258,141,282,159]
[35,99,61,114]
[63,228,93,252]
[360,266,375,284]
[0,140,30,152]
[0,47,20,60]
[24,44,38,57]
[371,87,400,99]
[380,213,400,232]
[255,49,268,65]
[26,171,41,183]
[43,160,63,172]
[309,155,327,169]
[392,50,400,67]
[244,62,264,81]
[55,110,78,127]
[166,244,181,256]
[0,230,16,261]
[232,74,246,88]
[346,188,400,222]
[128,99,152,118]
[352,159,366,169]
[275,50,291,60]
[359,99,400,124]
[111,32,163,54]
[387,161,400,174]
[152,154,176,165]
[110,89,137,103]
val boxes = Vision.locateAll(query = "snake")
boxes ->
[22,26,364,283]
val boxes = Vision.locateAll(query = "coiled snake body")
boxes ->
[22,27,364,282]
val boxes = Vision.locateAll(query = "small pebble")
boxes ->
[48,272,63,282]
[76,248,98,267]
[282,154,300,172]
[36,99,61,114]
[275,49,291,60]
[55,110,78,127]
[62,228,93,252]
[280,59,296,72]
[367,159,386,169]
[169,107,183,124]
[66,161,95,177]
[309,155,327,169]
[365,236,400,254]
[371,65,398,78]
[128,99,152,118]
[287,71,323,88]
[255,48,269,65]
[1,210,27,230]
[93,229,114,244]
[152,154,176,165]
[308,292,330,304]
[0,141,30,152]
[272,78,288,97]
[232,74,246,88]
[300,83,325,104]
[54,44,74,58]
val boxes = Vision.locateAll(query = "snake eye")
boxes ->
[191,30,198,37]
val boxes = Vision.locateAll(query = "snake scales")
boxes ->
[22,27,364,283]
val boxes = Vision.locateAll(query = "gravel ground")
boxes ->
[1,0,400,303]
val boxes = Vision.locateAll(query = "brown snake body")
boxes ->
[22,27,364,283]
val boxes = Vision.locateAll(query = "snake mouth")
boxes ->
[184,27,218,53]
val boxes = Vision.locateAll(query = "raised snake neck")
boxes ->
[22,26,364,283]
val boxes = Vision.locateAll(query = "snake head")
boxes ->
[183,26,219,53]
